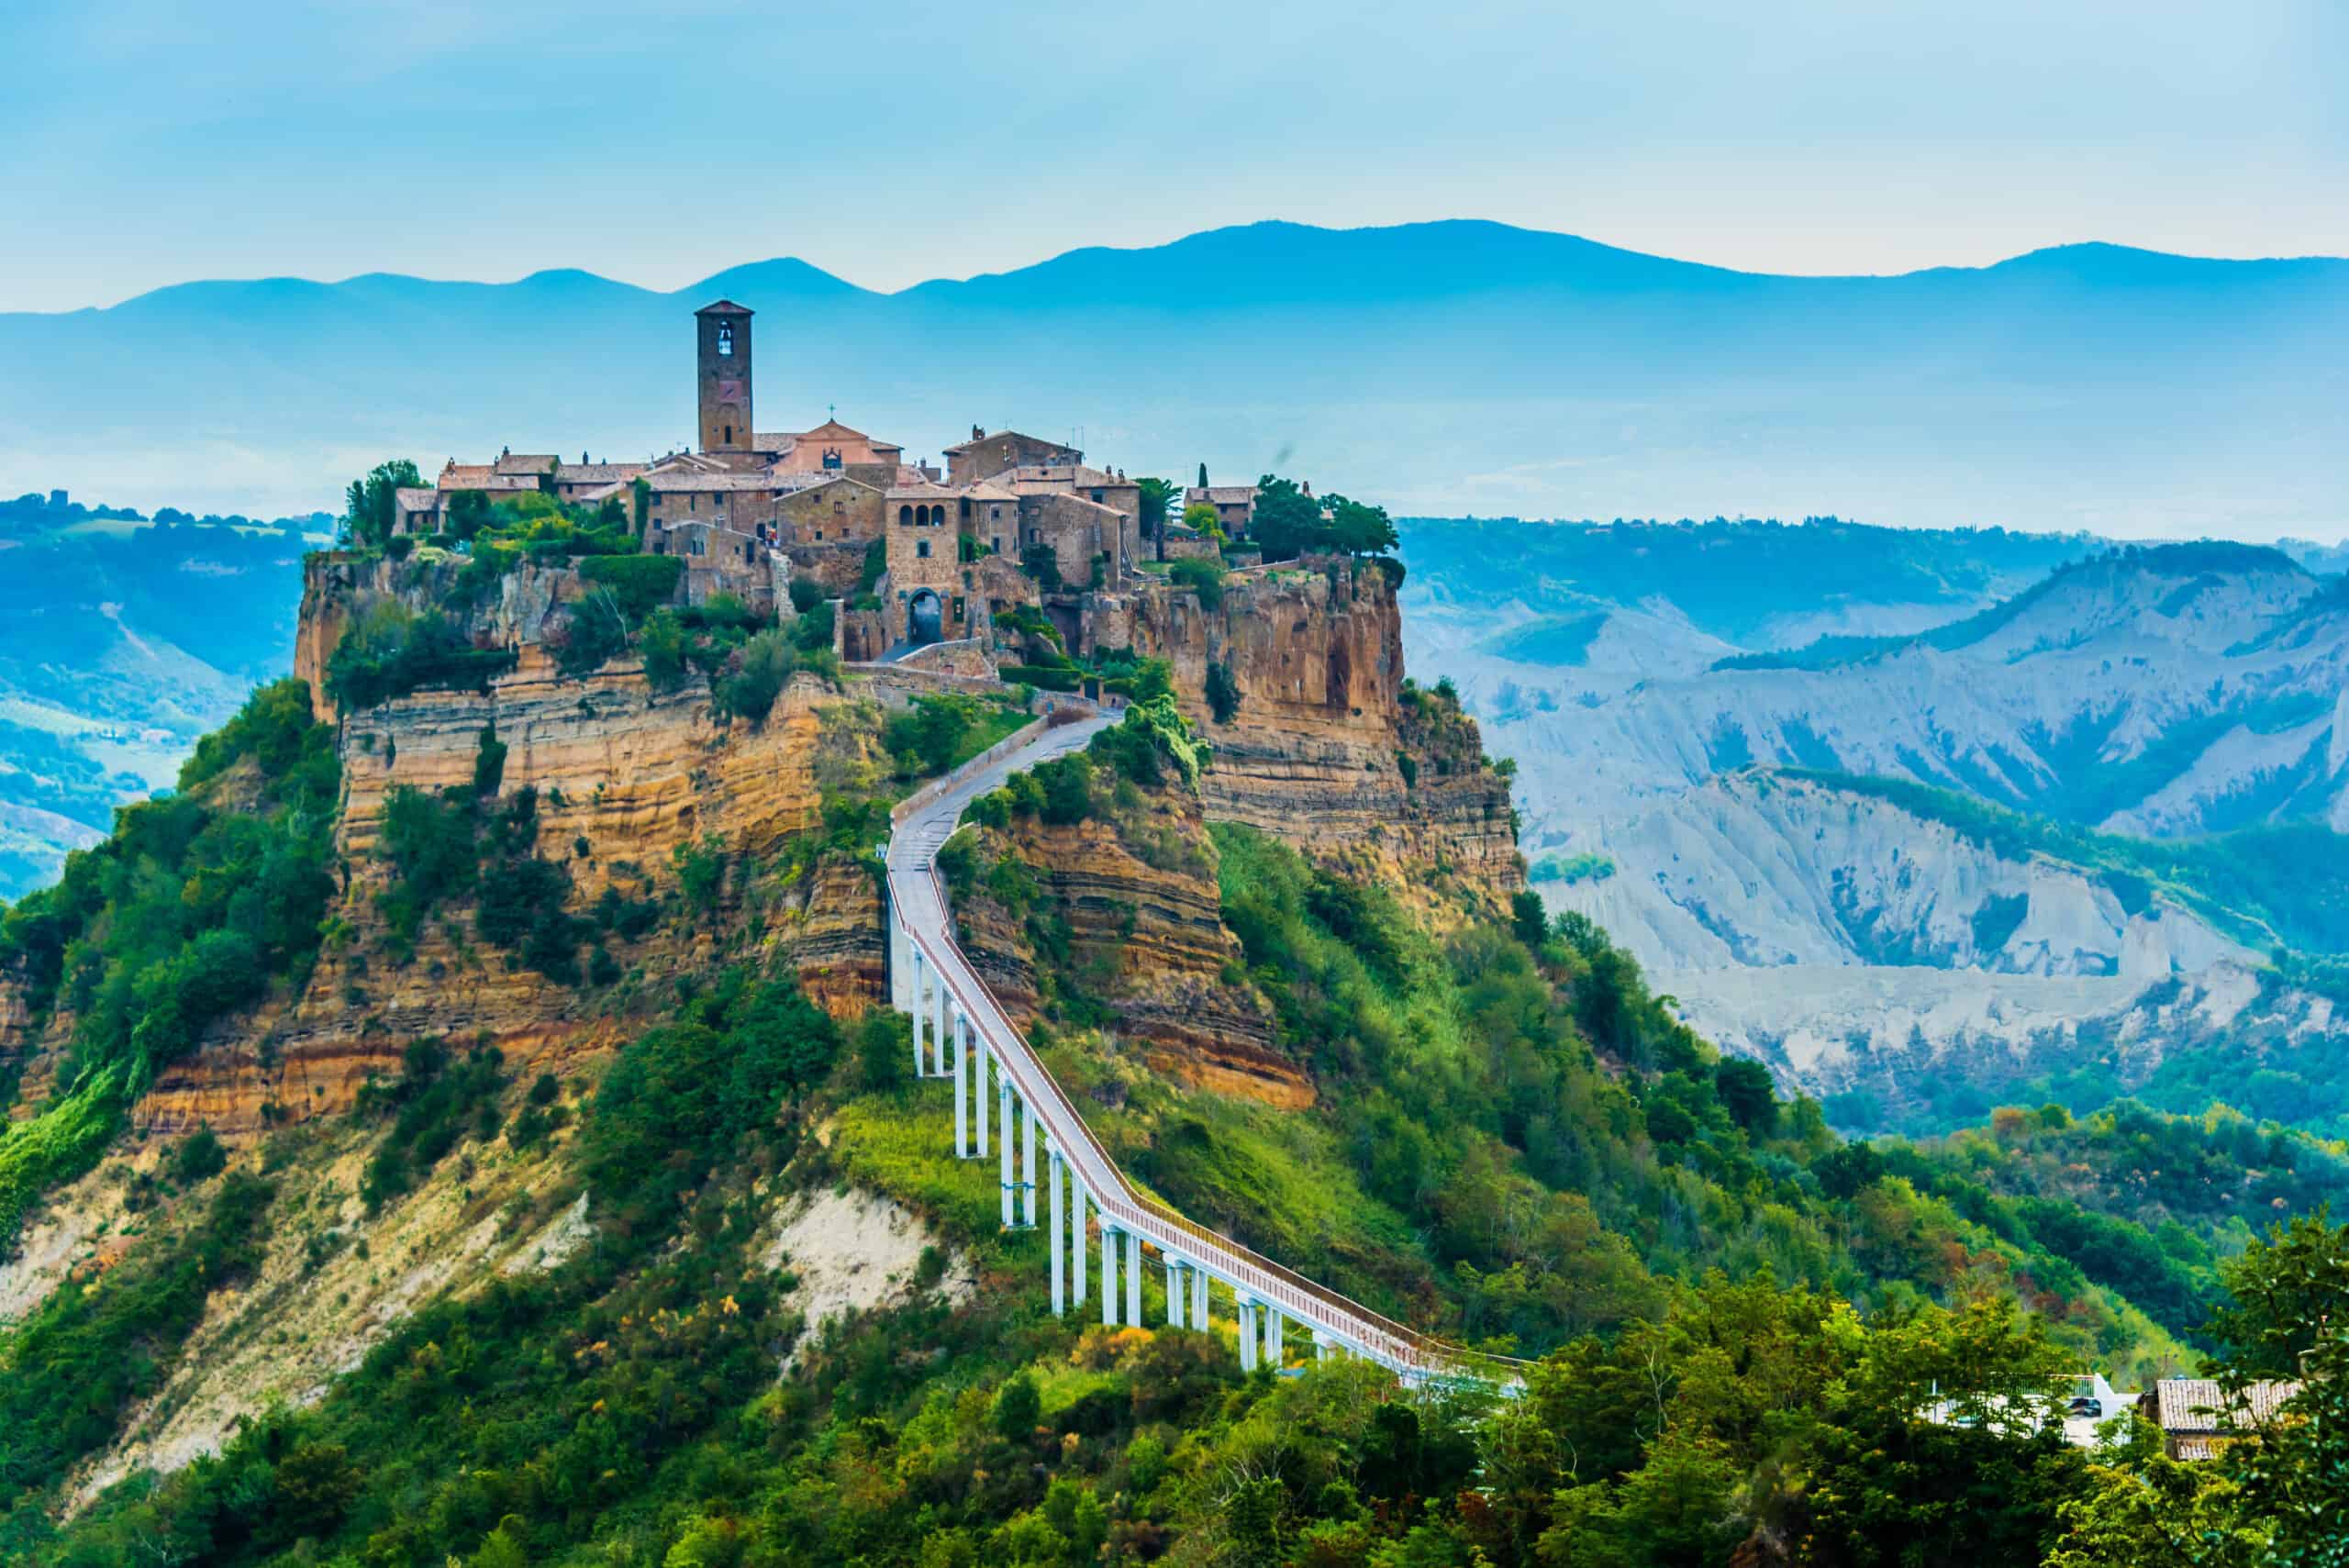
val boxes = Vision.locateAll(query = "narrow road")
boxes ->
[886,706,1518,1385]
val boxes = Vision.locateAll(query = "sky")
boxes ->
[1,0,2343,312]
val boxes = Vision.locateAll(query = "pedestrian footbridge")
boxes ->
[885,705,1524,1389]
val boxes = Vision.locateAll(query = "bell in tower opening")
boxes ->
[695,299,754,455]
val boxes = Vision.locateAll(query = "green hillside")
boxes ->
[3,690,2344,1564]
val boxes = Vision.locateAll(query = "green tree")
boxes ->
[1251,475,1325,561]
[1323,494,1398,555]
[1137,476,1181,556]
[994,1371,1041,1442]
[342,459,422,549]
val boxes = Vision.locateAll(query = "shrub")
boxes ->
[1170,556,1227,610]
[326,604,516,713]
[994,1372,1041,1442]
[576,553,685,619]
[856,1008,911,1092]
[883,693,991,778]
[170,1125,228,1185]
[638,607,690,691]
[472,725,507,797]
[717,629,796,726]
[1205,660,1242,723]
[359,1040,507,1211]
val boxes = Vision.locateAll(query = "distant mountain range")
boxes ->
[5,220,2346,532]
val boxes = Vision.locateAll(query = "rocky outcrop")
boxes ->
[1089,558,1521,924]
[948,785,1298,1108]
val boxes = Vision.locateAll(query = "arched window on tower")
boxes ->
[717,323,734,357]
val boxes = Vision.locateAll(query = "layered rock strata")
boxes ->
[948,788,1298,1107]
[1085,559,1521,922]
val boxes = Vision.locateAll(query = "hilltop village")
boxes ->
[384,299,1315,671]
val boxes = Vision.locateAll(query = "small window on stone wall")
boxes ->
[917,540,931,558]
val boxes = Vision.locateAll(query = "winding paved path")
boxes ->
[885,706,1520,1385]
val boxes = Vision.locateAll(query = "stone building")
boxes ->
[942,427,1081,486]
[1015,492,1130,588]
[883,482,978,648]
[393,487,442,535]
[774,473,886,547]
[1185,484,1259,537]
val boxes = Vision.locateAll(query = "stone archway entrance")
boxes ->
[908,588,943,645]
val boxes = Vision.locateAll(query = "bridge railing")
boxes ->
[885,726,1528,1383]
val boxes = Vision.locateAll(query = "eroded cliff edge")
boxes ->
[10,548,1520,1140]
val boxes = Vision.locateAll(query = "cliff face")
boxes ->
[946,786,1298,1108]
[142,623,893,1137]
[1086,560,1521,923]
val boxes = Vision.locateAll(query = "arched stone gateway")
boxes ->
[907,587,943,645]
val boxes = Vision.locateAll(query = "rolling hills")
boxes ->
[1406,517,2349,1133]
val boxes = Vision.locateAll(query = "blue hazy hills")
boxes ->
[4,219,2344,531]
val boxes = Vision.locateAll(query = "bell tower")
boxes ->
[696,299,753,455]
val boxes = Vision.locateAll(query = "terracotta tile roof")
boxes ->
[942,428,1077,457]
[1003,463,1132,492]
[961,480,1019,502]
[555,462,647,484]
[394,487,440,513]
[493,453,560,475]
[2150,1379,2301,1433]
[440,472,539,494]
[885,480,959,501]
[1187,485,1259,506]
[645,471,785,494]
[439,464,495,487]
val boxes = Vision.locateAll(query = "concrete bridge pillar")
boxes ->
[933,982,951,1076]
[1070,1176,1088,1307]
[1165,1258,1186,1329]
[974,1047,989,1158]
[1049,1146,1066,1315]
[1266,1307,1284,1370]
[997,1078,1015,1229]
[952,1011,968,1158]
[889,917,907,1011]
[908,949,929,1075]
[1021,1099,1039,1228]
[1124,1231,1141,1327]
[1100,1224,1119,1328]
[1236,1297,1258,1373]
[1192,1262,1208,1332]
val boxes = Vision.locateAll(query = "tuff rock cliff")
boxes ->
[1085,559,1522,925]
[942,777,1297,1107]
[20,550,1517,1143]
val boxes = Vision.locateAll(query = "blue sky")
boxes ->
[2,0,2342,311]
